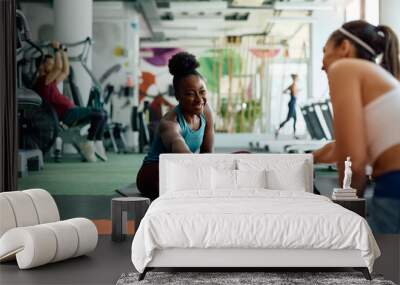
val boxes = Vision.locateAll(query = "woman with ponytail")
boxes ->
[313,20,400,233]
[136,52,214,200]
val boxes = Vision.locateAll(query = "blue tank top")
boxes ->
[143,105,206,162]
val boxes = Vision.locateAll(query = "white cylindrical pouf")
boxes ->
[1,192,39,227]
[42,221,79,263]
[0,226,57,269]
[66,218,98,257]
[23,189,60,224]
[0,196,17,237]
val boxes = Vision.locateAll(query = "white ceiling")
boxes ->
[139,0,333,46]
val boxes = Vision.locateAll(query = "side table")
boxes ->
[332,198,366,218]
[111,197,150,242]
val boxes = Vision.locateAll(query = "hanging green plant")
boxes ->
[198,48,242,92]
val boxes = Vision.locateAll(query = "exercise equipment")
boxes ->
[16,10,59,156]
[249,99,334,154]
[29,37,122,160]
[300,104,326,140]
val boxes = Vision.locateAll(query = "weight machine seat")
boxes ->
[17,88,42,106]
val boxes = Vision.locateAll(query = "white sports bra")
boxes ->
[364,86,400,163]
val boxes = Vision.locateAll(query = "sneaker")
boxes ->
[94,140,108,162]
[80,141,97,162]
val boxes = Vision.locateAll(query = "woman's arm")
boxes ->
[313,141,336,164]
[200,103,214,153]
[45,41,63,85]
[159,119,191,153]
[283,85,291,94]
[55,49,70,84]
[327,61,368,195]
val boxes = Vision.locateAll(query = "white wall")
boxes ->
[54,0,93,105]
[380,0,400,37]
[92,2,140,149]
[20,3,54,42]
[310,7,345,99]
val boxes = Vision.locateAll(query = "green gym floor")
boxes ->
[18,153,145,226]
[18,153,145,196]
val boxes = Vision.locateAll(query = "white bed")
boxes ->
[131,154,380,280]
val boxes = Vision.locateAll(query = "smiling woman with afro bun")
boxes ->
[136,51,214,200]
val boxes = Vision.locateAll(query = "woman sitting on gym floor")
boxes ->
[136,52,214,200]
[34,40,108,163]
[313,20,400,233]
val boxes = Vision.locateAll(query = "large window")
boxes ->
[364,0,380,25]
[345,0,380,24]
[345,0,361,21]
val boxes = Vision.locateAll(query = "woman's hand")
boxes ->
[51,40,60,50]
[313,141,336,164]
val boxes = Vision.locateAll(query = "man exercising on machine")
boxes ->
[34,40,108,162]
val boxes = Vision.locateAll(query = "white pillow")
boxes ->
[167,163,212,191]
[212,168,237,190]
[237,159,308,192]
[236,169,268,189]
[266,164,307,191]
[211,169,268,190]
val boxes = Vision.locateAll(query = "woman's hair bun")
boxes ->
[168,52,199,77]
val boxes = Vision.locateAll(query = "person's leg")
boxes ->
[63,107,99,140]
[367,171,400,233]
[275,113,291,139]
[279,116,290,129]
[275,112,291,139]
[136,162,159,201]
[63,107,102,162]
[367,197,400,233]
[293,114,298,138]
[92,109,108,161]
[93,109,108,140]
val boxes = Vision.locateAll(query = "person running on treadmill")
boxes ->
[275,74,299,139]
[136,52,214,200]
[34,40,108,162]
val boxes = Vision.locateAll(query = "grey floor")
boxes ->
[1,235,399,285]
[0,236,133,285]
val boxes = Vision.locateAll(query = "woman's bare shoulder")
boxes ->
[159,109,179,129]
[329,58,376,74]
[329,59,397,88]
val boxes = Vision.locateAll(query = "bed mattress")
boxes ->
[131,190,380,273]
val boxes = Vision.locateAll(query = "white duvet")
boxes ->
[131,190,380,273]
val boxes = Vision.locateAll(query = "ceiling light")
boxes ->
[169,1,228,12]
[273,2,333,11]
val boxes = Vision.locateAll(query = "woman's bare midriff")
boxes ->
[372,144,400,177]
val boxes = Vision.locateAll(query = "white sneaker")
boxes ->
[94,140,108,162]
[80,141,97,162]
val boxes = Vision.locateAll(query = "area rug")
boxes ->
[116,271,395,285]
